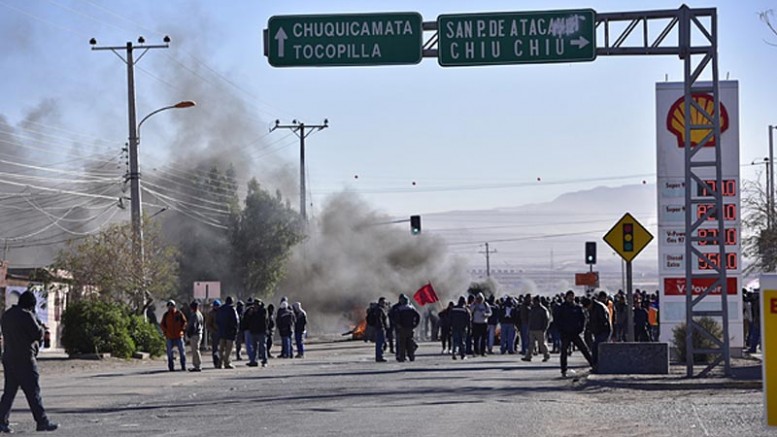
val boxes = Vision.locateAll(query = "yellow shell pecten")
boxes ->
[666,94,729,147]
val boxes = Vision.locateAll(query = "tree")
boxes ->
[230,178,304,297]
[760,9,777,45]
[160,164,241,298]
[54,219,179,313]
[742,172,777,274]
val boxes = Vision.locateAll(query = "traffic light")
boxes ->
[410,215,421,235]
[585,241,597,264]
[623,223,634,252]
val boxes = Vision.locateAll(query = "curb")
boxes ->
[580,374,762,391]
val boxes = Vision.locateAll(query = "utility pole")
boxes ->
[770,125,775,230]
[90,36,170,275]
[271,119,328,222]
[478,243,497,277]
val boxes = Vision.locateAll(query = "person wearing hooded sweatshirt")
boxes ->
[292,302,307,358]
[276,301,295,358]
[470,293,492,357]
[449,296,471,360]
[0,291,58,433]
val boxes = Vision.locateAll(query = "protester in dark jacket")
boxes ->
[266,304,276,358]
[634,297,651,342]
[0,291,58,433]
[519,295,533,355]
[292,302,307,358]
[449,297,471,360]
[394,294,420,362]
[372,297,390,362]
[499,297,519,354]
[522,296,551,362]
[438,301,454,354]
[556,290,594,377]
[216,296,239,369]
[235,300,245,361]
[276,302,295,358]
[245,300,269,367]
[585,292,612,366]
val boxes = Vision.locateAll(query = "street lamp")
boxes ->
[137,101,196,132]
[128,100,196,278]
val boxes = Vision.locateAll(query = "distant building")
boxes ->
[1,265,72,349]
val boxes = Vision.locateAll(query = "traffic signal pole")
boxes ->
[626,261,634,342]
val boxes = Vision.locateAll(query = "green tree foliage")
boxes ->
[128,314,166,357]
[54,220,179,313]
[163,164,241,301]
[230,178,304,297]
[61,300,136,358]
[741,174,777,273]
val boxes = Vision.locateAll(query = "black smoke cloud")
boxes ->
[277,192,470,333]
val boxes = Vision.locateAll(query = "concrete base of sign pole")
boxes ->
[597,342,670,374]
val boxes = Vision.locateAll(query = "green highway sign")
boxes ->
[437,9,597,67]
[267,13,423,67]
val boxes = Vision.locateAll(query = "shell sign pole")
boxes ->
[760,274,777,428]
[655,81,742,349]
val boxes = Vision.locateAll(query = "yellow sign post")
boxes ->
[761,274,777,428]
[603,213,653,341]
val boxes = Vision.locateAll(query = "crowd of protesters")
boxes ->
[160,296,308,372]
[366,288,664,376]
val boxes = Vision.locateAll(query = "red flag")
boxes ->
[413,283,439,306]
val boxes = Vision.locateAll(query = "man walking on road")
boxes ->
[556,290,594,377]
[0,291,58,432]
[160,300,187,372]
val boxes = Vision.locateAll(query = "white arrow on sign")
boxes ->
[275,27,288,58]
[570,36,589,49]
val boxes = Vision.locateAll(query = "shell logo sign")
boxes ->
[666,94,729,147]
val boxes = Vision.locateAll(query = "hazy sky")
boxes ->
[0,0,775,222]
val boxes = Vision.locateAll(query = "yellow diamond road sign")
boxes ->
[603,213,653,262]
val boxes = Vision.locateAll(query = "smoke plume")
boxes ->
[277,192,470,334]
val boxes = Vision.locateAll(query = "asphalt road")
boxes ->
[1,340,770,436]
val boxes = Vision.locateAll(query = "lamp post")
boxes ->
[129,100,195,274]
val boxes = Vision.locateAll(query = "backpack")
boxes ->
[366,307,379,327]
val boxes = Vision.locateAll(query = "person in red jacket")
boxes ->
[160,300,188,372]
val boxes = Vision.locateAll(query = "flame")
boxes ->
[352,320,367,339]
[666,93,729,148]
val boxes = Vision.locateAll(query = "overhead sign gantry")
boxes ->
[264,6,732,379]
